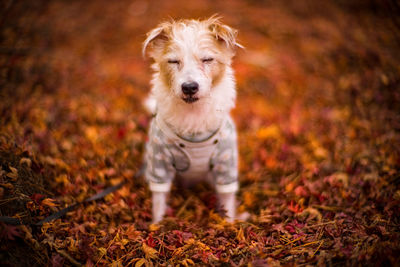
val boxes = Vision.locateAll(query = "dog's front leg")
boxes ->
[217,192,236,222]
[152,191,168,223]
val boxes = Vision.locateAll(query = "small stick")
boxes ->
[0,197,19,205]
[303,220,336,229]
[56,249,82,267]
[311,240,324,257]
[176,196,193,217]
[284,236,303,245]
[312,205,342,211]
[294,240,320,248]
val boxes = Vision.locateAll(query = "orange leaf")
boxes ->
[41,198,59,207]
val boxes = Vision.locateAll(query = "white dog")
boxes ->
[142,16,243,223]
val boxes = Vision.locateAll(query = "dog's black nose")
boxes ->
[181,82,199,95]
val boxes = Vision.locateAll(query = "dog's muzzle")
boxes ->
[181,82,199,103]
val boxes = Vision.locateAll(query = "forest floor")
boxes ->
[1,0,400,266]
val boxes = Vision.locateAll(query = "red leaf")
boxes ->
[294,186,308,197]
[51,253,65,267]
[0,224,22,240]
[30,193,45,204]
[117,127,127,140]
[288,200,304,213]
[146,233,158,248]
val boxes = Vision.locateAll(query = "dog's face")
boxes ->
[143,17,242,104]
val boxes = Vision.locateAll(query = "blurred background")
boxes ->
[1,0,400,265]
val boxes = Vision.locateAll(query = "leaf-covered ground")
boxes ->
[1,0,400,266]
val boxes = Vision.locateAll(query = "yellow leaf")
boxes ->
[55,174,70,186]
[331,172,349,188]
[182,259,195,267]
[41,198,59,207]
[308,136,328,159]
[393,190,400,201]
[43,156,70,171]
[182,260,189,267]
[61,140,72,151]
[186,259,194,265]
[7,165,18,180]
[257,125,281,140]
[285,182,295,192]
[149,223,160,232]
[142,243,158,259]
[243,191,256,208]
[98,247,107,256]
[172,247,185,257]
[104,194,114,202]
[134,258,147,267]
[19,157,32,167]
[262,189,279,197]
[297,207,322,221]
[265,156,277,169]
[314,147,328,159]
[85,126,98,143]
[236,227,245,242]
[9,166,18,174]
[68,238,78,252]
[111,260,123,267]
[364,172,379,182]
[80,158,87,167]
[381,74,389,85]
[6,172,18,180]
[110,177,123,186]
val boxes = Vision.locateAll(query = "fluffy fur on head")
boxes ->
[143,16,242,135]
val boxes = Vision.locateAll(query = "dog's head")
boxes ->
[143,16,242,104]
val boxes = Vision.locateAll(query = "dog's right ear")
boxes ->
[142,23,171,58]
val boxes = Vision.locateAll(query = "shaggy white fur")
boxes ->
[148,65,236,135]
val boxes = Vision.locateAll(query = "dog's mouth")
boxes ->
[182,96,199,103]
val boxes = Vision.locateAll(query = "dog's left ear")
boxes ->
[208,17,243,53]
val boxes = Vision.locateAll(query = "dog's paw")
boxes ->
[236,211,250,221]
[151,218,162,224]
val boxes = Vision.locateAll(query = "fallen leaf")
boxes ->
[142,243,158,259]
[41,198,59,207]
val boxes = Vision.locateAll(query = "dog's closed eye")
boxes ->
[168,59,180,64]
[201,57,214,63]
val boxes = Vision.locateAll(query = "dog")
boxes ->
[142,16,243,224]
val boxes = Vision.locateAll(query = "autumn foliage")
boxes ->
[1,0,400,266]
